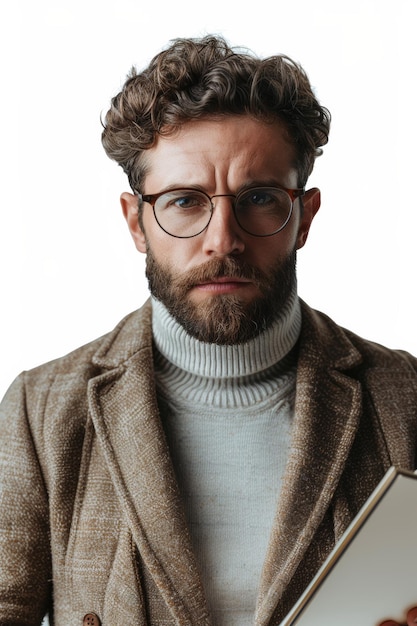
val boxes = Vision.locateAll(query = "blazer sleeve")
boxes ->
[0,374,51,625]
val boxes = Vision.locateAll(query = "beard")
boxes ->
[145,247,297,345]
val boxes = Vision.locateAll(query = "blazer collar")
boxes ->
[88,301,210,624]
[256,302,364,624]
[91,300,154,370]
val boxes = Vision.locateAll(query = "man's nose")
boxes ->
[201,197,245,256]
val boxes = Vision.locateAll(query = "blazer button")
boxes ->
[83,613,101,626]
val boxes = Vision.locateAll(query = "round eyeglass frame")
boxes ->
[137,185,305,238]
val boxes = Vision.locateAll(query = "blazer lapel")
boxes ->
[87,305,210,625]
[255,304,363,625]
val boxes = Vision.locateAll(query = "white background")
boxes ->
[1,0,416,399]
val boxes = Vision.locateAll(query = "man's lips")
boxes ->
[193,277,252,292]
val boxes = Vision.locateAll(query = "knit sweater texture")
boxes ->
[151,294,301,625]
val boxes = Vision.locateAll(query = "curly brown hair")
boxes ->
[101,35,330,192]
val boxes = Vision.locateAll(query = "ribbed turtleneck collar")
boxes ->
[151,291,301,379]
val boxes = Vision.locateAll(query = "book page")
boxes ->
[280,468,417,626]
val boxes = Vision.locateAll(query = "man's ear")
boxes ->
[120,192,147,253]
[296,187,321,250]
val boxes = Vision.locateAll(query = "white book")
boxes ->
[280,467,417,626]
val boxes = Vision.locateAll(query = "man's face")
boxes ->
[122,116,320,345]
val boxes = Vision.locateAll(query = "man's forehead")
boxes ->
[141,116,297,189]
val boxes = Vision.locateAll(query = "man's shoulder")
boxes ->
[300,300,417,373]
[0,302,154,463]
[20,300,153,392]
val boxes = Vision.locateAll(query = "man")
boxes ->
[0,35,416,626]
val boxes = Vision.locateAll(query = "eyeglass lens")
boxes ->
[153,188,293,238]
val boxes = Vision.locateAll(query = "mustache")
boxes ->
[172,256,266,290]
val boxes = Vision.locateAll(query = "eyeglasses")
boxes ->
[138,185,305,238]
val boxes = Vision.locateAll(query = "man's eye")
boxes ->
[164,192,206,210]
[174,196,200,208]
[238,191,276,210]
[247,191,274,206]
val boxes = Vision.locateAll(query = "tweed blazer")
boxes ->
[1,300,416,626]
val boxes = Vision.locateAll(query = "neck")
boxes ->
[151,290,301,379]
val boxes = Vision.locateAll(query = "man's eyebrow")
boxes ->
[143,183,208,194]
[142,179,294,195]
[237,178,290,190]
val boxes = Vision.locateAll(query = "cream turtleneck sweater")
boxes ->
[151,293,301,626]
